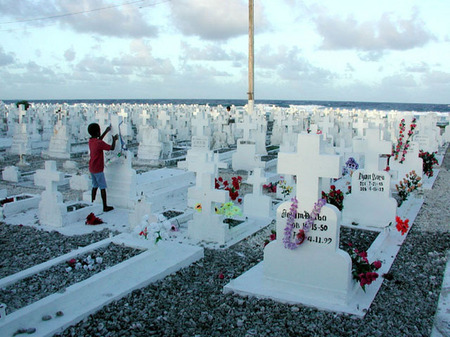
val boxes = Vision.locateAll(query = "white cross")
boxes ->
[192,112,210,137]
[278,134,342,210]
[34,161,64,193]
[318,116,334,135]
[158,110,171,128]
[118,109,129,123]
[353,117,368,137]
[237,115,258,140]
[140,110,150,126]
[353,128,391,172]
[247,167,268,196]
[282,114,299,134]
[196,173,229,217]
[188,152,226,187]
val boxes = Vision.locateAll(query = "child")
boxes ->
[87,123,118,212]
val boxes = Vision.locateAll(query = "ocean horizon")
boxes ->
[2,98,450,113]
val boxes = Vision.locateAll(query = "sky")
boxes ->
[0,0,449,104]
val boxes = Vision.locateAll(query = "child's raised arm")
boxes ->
[100,125,111,140]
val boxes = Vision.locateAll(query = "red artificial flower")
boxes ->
[269,233,276,241]
[218,273,225,280]
[330,185,336,190]
[237,198,242,203]
[232,179,240,190]
[372,260,382,269]
[218,177,223,182]
[395,216,409,235]
[86,212,104,225]
[296,229,305,244]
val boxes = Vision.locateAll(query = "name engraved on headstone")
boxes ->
[357,172,385,192]
[191,136,209,149]
[279,207,333,246]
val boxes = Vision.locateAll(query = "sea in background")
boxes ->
[2,99,450,114]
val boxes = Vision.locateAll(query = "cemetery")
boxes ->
[0,101,448,336]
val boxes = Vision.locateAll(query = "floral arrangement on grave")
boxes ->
[321,185,344,211]
[264,229,277,247]
[395,170,422,206]
[282,197,326,249]
[419,150,439,177]
[392,117,417,163]
[65,254,103,272]
[0,197,14,206]
[384,216,410,235]
[136,214,177,244]
[215,202,242,218]
[215,176,243,203]
[85,212,104,225]
[346,243,382,291]
[262,181,277,193]
[395,216,409,235]
[278,179,293,198]
[342,157,359,176]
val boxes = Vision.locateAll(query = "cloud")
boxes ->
[169,0,267,40]
[0,0,57,18]
[179,42,246,63]
[56,0,158,38]
[257,45,335,83]
[404,61,430,73]
[74,41,175,78]
[0,47,15,66]
[381,73,417,88]
[314,11,435,51]
[422,70,450,86]
[64,48,76,62]
[358,51,385,62]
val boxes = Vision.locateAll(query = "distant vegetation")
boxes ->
[16,100,30,110]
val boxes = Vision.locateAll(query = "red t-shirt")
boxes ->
[89,138,111,173]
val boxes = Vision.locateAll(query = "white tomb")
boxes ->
[243,167,272,219]
[342,129,397,228]
[35,161,66,227]
[225,134,353,307]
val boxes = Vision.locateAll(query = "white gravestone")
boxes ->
[263,134,352,303]
[35,161,66,227]
[46,121,71,159]
[2,166,20,183]
[104,152,138,209]
[187,152,227,207]
[137,126,162,161]
[353,128,391,172]
[342,130,396,228]
[243,167,272,219]
[188,172,230,245]
[389,141,423,184]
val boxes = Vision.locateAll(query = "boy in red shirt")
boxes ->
[87,123,118,212]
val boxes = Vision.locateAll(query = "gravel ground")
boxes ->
[0,243,143,315]
[0,148,448,336]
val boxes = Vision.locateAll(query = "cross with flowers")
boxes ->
[278,134,342,210]
[353,128,391,172]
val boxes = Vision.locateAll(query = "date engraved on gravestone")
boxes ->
[357,172,385,192]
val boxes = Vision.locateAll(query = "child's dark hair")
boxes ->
[88,123,100,137]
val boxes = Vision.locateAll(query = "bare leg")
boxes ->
[101,189,114,212]
[91,187,98,203]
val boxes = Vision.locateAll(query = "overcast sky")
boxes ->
[0,0,449,103]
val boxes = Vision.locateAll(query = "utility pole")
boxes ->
[248,0,254,114]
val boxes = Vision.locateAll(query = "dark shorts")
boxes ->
[91,172,107,189]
